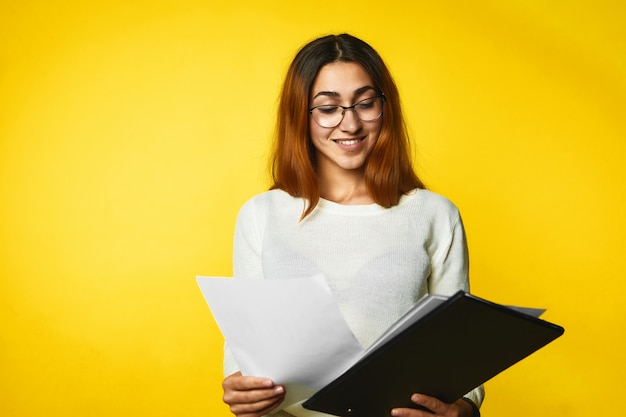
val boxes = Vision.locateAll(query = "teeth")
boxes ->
[335,139,360,145]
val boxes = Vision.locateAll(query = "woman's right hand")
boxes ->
[222,372,286,417]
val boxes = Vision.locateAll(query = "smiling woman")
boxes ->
[220,33,483,417]
[271,34,425,218]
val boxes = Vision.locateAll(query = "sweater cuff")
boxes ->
[461,397,480,417]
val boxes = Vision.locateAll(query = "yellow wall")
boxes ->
[1,1,624,416]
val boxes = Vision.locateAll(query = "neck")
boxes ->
[317,168,374,205]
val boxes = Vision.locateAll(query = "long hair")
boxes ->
[271,33,425,219]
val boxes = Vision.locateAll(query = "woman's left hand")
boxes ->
[390,394,473,417]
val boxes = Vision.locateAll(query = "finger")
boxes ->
[224,383,284,404]
[223,373,275,391]
[410,394,448,415]
[390,407,432,417]
[230,390,285,416]
[229,392,285,417]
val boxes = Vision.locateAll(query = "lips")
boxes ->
[332,138,364,145]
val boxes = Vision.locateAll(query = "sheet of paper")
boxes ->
[363,294,447,357]
[506,305,546,318]
[363,295,546,357]
[196,274,364,408]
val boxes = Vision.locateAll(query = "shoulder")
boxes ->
[400,189,460,216]
[237,189,304,224]
[239,189,300,211]
[396,189,464,235]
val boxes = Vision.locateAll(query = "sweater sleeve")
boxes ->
[233,197,265,280]
[428,206,470,295]
[224,197,266,377]
[427,204,485,408]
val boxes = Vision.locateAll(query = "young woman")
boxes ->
[221,34,484,417]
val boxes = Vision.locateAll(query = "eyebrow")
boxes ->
[312,85,376,100]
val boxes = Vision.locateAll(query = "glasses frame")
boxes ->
[308,95,386,128]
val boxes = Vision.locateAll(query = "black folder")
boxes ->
[302,291,564,416]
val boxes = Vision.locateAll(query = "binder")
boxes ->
[302,291,564,416]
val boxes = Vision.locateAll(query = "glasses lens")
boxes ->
[312,105,343,128]
[310,96,384,128]
[354,97,384,121]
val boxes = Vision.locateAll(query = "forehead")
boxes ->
[311,61,374,97]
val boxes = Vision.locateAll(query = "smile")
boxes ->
[332,138,364,146]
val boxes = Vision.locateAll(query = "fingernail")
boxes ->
[274,386,284,394]
[262,379,273,387]
[411,394,420,402]
[391,409,401,416]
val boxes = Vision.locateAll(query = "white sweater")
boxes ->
[224,188,484,416]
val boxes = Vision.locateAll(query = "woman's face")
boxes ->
[308,61,383,177]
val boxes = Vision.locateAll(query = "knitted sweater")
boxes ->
[224,188,484,416]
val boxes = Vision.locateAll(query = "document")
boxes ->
[197,274,563,416]
[196,274,364,408]
[303,291,564,416]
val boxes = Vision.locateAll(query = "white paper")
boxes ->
[196,274,364,408]
[363,294,448,356]
[505,305,546,318]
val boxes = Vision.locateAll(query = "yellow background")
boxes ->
[1,1,624,416]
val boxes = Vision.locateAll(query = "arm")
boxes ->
[223,198,287,415]
[232,197,264,281]
[428,206,469,295]
[225,198,265,376]
[423,205,484,412]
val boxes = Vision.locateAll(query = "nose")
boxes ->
[338,108,362,132]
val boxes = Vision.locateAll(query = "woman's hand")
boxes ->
[390,394,474,417]
[222,372,286,417]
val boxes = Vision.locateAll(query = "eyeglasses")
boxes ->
[308,95,386,128]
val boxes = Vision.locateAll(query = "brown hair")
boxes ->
[270,33,425,218]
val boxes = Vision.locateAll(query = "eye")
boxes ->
[316,105,341,115]
[356,97,376,109]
